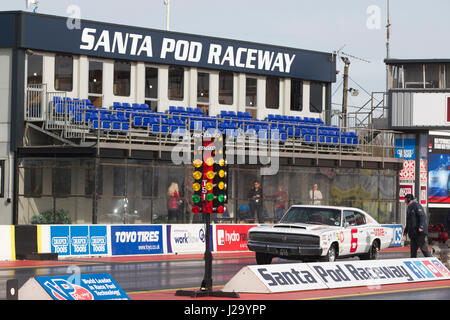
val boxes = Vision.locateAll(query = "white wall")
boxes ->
[34,51,329,120]
[0,49,14,225]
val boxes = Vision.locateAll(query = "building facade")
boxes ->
[0,11,403,225]
[386,58,450,226]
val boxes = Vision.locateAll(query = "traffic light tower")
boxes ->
[175,130,237,298]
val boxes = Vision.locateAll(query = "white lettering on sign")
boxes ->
[80,29,297,74]
[114,231,159,243]
[80,28,153,57]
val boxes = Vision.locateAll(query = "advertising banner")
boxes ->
[33,273,129,300]
[224,258,450,293]
[215,224,257,252]
[167,224,210,254]
[395,138,416,160]
[111,225,164,256]
[50,225,108,257]
[381,224,403,247]
[307,258,450,289]
[428,153,450,203]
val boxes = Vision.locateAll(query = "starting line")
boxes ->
[222,258,450,294]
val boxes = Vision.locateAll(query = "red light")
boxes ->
[192,206,201,215]
[217,206,224,214]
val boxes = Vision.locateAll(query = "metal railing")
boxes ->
[25,86,402,162]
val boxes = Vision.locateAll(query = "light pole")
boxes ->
[164,0,170,31]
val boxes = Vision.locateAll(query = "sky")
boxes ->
[2,0,449,112]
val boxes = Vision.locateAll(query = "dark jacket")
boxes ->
[404,201,428,238]
[248,187,263,206]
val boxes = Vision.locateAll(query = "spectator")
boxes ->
[167,182,182,223]
[248,181,264,223]
[274,185,288,219]
[309,183,323,205]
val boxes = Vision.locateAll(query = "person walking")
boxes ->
[404,194,431,258]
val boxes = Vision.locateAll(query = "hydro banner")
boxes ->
[33,273,129,300]
[111,225,164,256]
[215,224,257,252]
[223,258,450,293]
[50,225,108,256]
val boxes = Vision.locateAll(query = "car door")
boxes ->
[353,211,370,253]
[342,210,367,255]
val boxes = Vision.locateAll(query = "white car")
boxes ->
[247,205,394,265]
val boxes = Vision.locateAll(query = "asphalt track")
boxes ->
[0,247,449,301]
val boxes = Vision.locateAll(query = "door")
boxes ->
[343,211,367,255]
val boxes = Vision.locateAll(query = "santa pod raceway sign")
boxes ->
[34,273,129,300]
[223,258,450,294]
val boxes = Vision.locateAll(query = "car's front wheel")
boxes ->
[320,243,337,262]
[255,252,273,265]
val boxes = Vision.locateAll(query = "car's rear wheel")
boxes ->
[360,240,380,260]
[255,252,273,265]
[320,243,337,262]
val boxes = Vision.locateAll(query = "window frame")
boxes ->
[113,60,131,97]
[218,71,234,105]
[168,65,184,101]
[309,81,323,113]
[265,76,279,109]
[54,54,74,92]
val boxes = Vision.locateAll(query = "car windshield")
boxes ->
[280,207,342,227]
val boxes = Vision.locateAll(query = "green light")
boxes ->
[218,194,225,203]
[192,194,201,203]
[206,193,214,201]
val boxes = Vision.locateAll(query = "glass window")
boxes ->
[246,78,257,107]
[425,64,439,88]
[52,163,71,196]
[219,71,234,105]
[168,66,184,101]
[290,79,303,111]
[197,72,209,103]
[88,60,103,107]
[354,212,366,225]
[344,211,356,226]
[404,64,424,88]
[390,65,404,89]
[114,61,131,96]
[27,54,43,85]
[145,67,158,99]
[24,167,42,196]
[265,76,279,109]
[310,81,323,113]
[54,54,73,91]
[446,64,450,89]
[145,67,158,111]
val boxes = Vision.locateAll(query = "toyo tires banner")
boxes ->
[111,225,164,256]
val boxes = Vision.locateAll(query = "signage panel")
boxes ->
[34,273,129,300]
[215,224,257,252]
[111,225,164,256]
[225,258,450,293]
[167,224,207,254]
[16,13,335,82]
[50,225,108,256]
